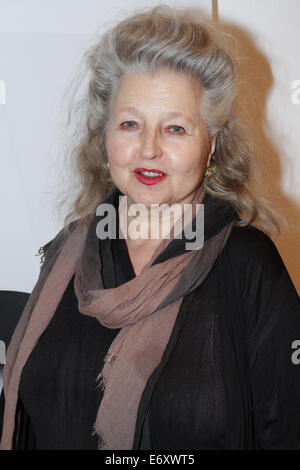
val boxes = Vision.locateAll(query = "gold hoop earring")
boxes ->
[103,161,110,170]
[205,166,214,178]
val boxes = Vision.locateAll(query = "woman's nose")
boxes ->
[140,129,162,159]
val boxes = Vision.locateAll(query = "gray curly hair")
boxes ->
[56,4,281,237]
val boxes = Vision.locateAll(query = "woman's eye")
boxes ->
[120,121,137,129]
[119,122,185,134]
[169,125,185,134]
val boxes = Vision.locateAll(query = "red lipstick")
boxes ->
[133,168,167,186]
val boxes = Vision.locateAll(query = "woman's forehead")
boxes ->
[109,71,203,118]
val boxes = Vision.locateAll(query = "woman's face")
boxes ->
[105,69,216,208]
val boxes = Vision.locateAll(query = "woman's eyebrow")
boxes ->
[117,106,194,124]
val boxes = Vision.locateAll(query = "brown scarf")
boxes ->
[0,183,237,450]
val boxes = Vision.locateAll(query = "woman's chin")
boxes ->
[123,188,171,208]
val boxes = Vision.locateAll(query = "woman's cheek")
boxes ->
[106,136,127,164]
[111,147,134,168]
[168,155,195,174]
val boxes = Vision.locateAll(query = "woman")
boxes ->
[1,5,300,450]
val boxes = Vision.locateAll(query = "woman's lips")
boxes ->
[133,168,168,186]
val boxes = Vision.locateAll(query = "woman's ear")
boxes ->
[207,135,217,167]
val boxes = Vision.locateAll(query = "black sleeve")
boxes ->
[14,394,37,450]
[0,384,4,438]
[241,228,300,449]
[1,387,37,450]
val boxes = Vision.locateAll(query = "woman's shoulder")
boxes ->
[37,219,82,268]
[227,223,276,247]
[221,224,289,285]
[225,224,284,266]
[221,224,299,313]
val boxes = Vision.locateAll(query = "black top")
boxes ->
[13,230,135,450]
[1,190,300,450]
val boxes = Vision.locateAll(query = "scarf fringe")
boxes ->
[35,241,53,268]
[95,350,118,392]
[92,372,110,450]
[92,358,113,448]
[98,435,110,450]
[95,371,106,392]
[91,421,110,450]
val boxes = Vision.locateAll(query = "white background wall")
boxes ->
[217,0,300,295]
[0,0,299,297]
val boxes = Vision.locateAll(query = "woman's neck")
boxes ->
[119,201,185,243]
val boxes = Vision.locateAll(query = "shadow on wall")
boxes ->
[218,19,300,295]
